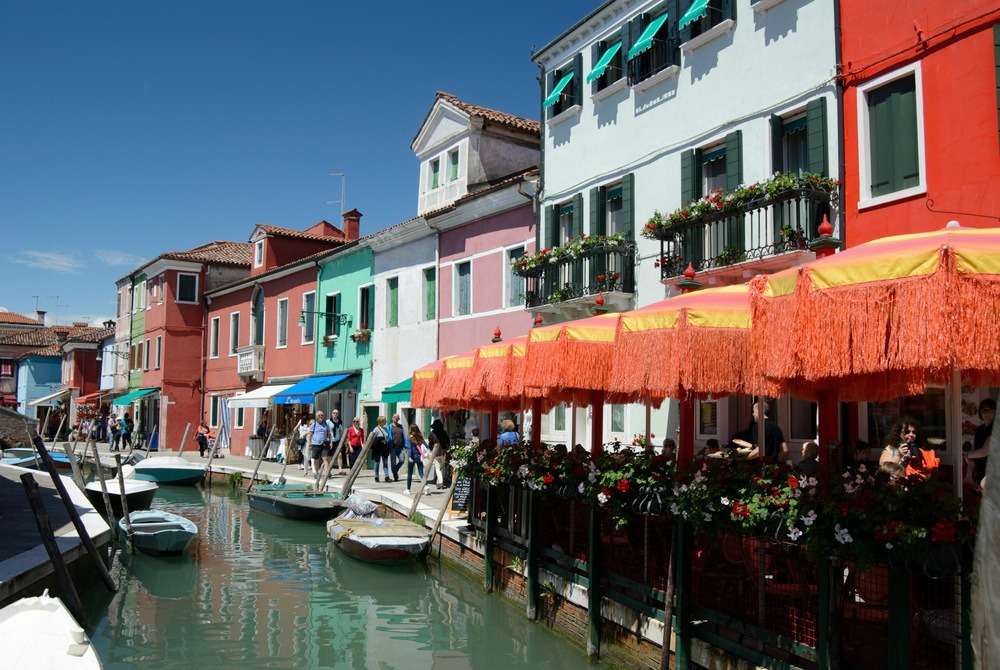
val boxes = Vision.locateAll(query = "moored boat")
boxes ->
[0,589,103,668]
[326,516,431,565]
[84,478,158,518]
[132,455,205,486]
[247,483,346,521]
[1,451,78,471]
[120,509,197,556]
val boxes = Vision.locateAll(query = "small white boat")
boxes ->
[132,455,205,486]
[0,590,103,668]
[84,478,158,518]
[120,510,197,556]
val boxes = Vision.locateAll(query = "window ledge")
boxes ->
[591,77,627,103]
[680,19,736,54]
[751,0,787,13]
[633,65,679,94]
[858,184,927,211]
[548,104,582,127]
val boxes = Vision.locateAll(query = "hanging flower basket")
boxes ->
[350,328,371,343]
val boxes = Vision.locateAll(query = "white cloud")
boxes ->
[95,250,146,267]
[8,251,83,273]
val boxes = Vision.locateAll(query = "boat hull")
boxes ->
[327,517,430,565]
[84,480,158,518]
[133,457,205,486]
[0,591,102,669]
[247,489,345,522]
[120,510,197,557]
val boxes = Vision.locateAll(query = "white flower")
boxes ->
[721,497,730,506]
[803,510,817,526]
[834,523,853,545]
[527,480,538,490]
[670,503,680,515]
[518,464,529,477]
[578,482,585,494]
[788,526,803,541]
[679,484,689,493]
[885,543,894,550]
[703,513,712,522]
[588,472,598,483]
[807,476,818,487]
[859,464,867,473]
[597,492,608,505]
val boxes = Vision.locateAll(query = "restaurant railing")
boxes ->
[519,243,637,309]
[655,188,832,280]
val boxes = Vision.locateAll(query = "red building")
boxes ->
[840,1,1000,245]
[203,216,359,455]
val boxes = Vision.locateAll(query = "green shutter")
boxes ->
[621,173,635,241]
[725,130,743,191]
[869,75,919,196]
[545,70,556,120]
[367,285,376,330]
[591,41,604,95]
[388,278,398,327]
[621,21,634,83]
[590,186,607,237]
[681,149,701,203]
[721,0,735,22]
[572,53,584,107]
[770,115,785,173]
[425,268,436,321]
[334,294,341,336]
[572,193,584,239]
[546,205,559,249]
[806,97,829,177]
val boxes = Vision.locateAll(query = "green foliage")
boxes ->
[228,471,244,488]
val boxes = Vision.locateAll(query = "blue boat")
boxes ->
[132,455,205,486]
[120,509,197,557]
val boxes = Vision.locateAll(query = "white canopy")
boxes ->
[28,388,70,406]
[227,384,292,409]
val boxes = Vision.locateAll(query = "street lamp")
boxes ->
[96,345,130,362]
[298,309,349,326]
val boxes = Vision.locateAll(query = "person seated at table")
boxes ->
[798,441,820,475]
[880,416,939,479]
[745,400,788,462]
[662,438,676,460]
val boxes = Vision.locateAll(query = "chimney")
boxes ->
[342,209,362,241]
[35,310,46,325]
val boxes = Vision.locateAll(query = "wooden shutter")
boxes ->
[425,268,436,321]
[572,193,584,239]
[725,130,743,192]
[806,97,829,176]
[869,75,918,196]
[621,21,634,84]
[546,205,559,248]
[592,41,604,95]
[681,148,702,203]
[770,115,785,174]
[546,70,556,121]
[367,285,376,330]
[590,186,607,237]
[721,0,735,22]
[679,1,693,44]
[572,53,584,107]
[621,173,635,241]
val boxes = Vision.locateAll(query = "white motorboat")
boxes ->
[132,455,205,486]
[84,478,158,518]
[0,590,103,668]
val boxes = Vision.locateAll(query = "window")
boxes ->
[589,174,635,241]
[254,240,264,267]
[234,406,245,429]
[697,400,718,437]
[301,292,316,343]
[610,404,625,434]
[229,312,240,355]
[553,404,566,432]
[0,358,13,377]
[430,159,440,189]
[423,267,436,321]
[251,288,265,346]
[559,203,575,245]
[136,342,144,371]
[210,317,220,358]
[133,281,145,312]
[858,66,924,206]
[506,247,525,307]
[680,0,735,42]
[177,273,198,303]
[589,38,623,93]
[276,298,288,348]
[158,275,164,304]
[544,54,582,118]
[143,338,150,371]
[702,145,727,193]
[780,116,809,176]
[359,285,374,330]
[789,398,818,441]
[149,278,156,305]
[448,149,459,181]
[455,261,471,316]
[387,277,399,327]
[626,10,676,85]
[324,293,340,339]
[606,187,623,235]
[680,133,744,265]
[155,336,162,369]
[210,396,219,428]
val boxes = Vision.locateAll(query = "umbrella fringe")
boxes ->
[608,329,683,398]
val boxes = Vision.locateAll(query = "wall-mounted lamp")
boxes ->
[298,310,349,327]
[96,346,130,362]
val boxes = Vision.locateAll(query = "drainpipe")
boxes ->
[834,0,846,247]
[200,294,210,432]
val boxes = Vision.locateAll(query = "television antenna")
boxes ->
[327,173,346,215]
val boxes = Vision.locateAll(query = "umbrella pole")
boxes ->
[245,425,276,493]
[950,369,963,495]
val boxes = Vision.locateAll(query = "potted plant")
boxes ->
[321,334,337,346]
[349,324,371,343]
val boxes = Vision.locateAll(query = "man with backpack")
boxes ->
[121,413,134,450]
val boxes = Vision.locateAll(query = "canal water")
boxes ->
[80,483,604,669]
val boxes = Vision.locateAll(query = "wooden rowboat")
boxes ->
[326,516,430,565]
[120,510,197,557]
[247,483,346,522]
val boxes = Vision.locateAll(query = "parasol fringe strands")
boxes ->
[608,328,684,399]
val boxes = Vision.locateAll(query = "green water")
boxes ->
[81,484,603,669]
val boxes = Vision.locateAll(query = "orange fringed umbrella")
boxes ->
[431,349,479,409]
[522,312,633,404]
[608,284,778,400]
[468,335,529,405]
[749,223,1000,401]
[411,357,448,408]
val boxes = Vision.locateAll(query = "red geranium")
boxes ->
[931,521,957,543]
[616,479,630,493]
[543,474,554,485]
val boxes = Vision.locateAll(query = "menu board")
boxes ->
[451,478,471,511]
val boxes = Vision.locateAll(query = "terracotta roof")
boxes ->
[0,325,102,348]
[436,92,540,135]
[205,249,333,296]
[0,312,42,326]
[69,327,115,344]
[256,224,351,244]
[0,406,38,449]
[19,345,63,359]
[159,240,252,266]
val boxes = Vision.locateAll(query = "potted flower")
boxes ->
[349,324,371,343]
[321,334,337,346]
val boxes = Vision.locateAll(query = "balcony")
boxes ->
[236,344,264,382]
[650,187,834,285]
[517,241,637,320]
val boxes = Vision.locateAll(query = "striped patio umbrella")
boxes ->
[749,223,1000,401]
[609,284,779,400]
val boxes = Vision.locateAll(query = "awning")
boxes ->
[587,41,622,84]
[0,393,17,406]
[273,374,352,405]
[28,388,70,407]
[679,0,709,30]
[112,388,157,406]
[228,384,293,409]
[543,71,574,109]
[381,377,412,404]
[74,391,106,404]
[628,13,669,59]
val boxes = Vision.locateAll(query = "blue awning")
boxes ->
[679,0,709,30]
[273,374,351,405]
[543,71,574,109]
[628,13,669,59]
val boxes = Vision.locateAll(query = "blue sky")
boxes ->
[0,0,585,325]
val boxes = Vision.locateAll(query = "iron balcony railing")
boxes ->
[519,243,637,309]
[654,188,833,281]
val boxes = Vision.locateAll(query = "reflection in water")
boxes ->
[80,484,604,669]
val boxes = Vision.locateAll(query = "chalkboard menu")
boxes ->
[451,477,471,511]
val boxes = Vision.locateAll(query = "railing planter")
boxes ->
[349,328,371,343]
[513,242,637,309]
